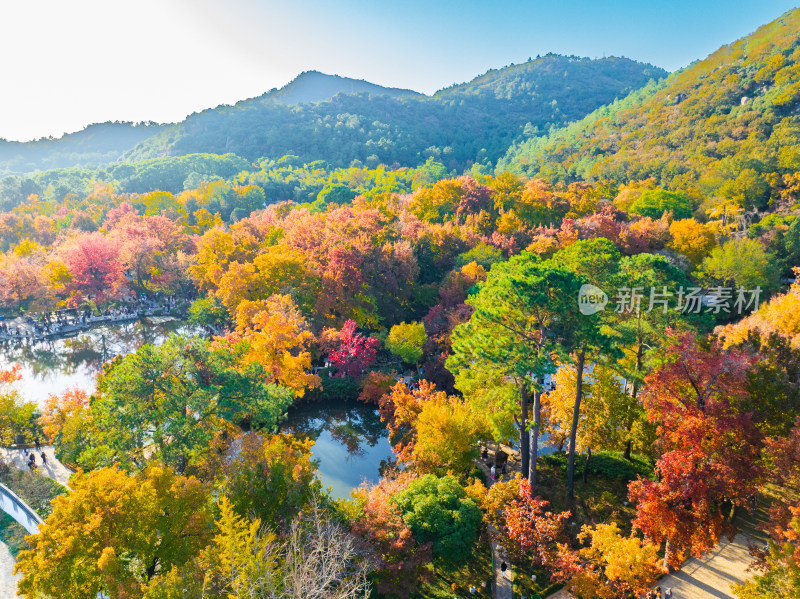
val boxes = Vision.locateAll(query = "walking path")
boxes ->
[654,533,756,599]
[541,533,757,599]
[0,445,72,598]
[0,446,73,489]
[0,542,20,599]
[477,445,517,599]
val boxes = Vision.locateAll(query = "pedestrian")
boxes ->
[656,587,662,599]
[664,588,672,598]
[490,465,496,482]
[500,561,508,579]
[34,436,40,451]
[40,451,47,465]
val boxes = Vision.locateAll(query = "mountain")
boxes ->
[0,121,167,176]
[498,8,800,213]
[125,55,666,171]
[268,70,421,104]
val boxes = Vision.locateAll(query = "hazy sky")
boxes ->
[0,0,797,141]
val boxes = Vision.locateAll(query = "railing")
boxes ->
[0,482,43,534]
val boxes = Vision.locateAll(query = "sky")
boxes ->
[0,0,797,141]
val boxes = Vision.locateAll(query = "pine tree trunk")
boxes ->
[567,349,586,502]
[519,383,530,479]
[530,387,541,491]
[623,438,632,461]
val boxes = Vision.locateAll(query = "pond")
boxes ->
[0,318,394,499]
[0,317,199,403]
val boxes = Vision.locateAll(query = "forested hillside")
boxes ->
[269,70,421,104]
[0,122,165,177]
[126,55,665,170]
[499,8,800,217]
[5,7,800,599]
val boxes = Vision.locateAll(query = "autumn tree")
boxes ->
[325,319,380,379]
[60,231,125,304]
[0,365,37,445]
[502,477,571,574]
[209,432,320,527]
[228,294,320,396]
[567,523,664,599]
[350,474,432,597]
[629,332,762,568]
[668,218,717,265]
[448,252,585,488]
[38,386,92,466]
[385,321,427,370]
[15,466,212,599]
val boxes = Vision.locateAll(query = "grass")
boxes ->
[0,461,67,520]
[534,451,654,535]
[0,512,28,558]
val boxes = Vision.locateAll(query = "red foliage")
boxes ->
[327,320,379,379]
[0,365,21,385]
[351,475,432,598]
[629,331,762,567]
[61,232,125,304]
[504,477,572,575]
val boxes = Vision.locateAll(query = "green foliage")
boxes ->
[455,242,504,269]
[629,189,693,219]
[80,335,295,471]
[121,56,664,174]
[500,8,800,212]
[0,512,28,558]
[699,237,779,293]
[304,374,361,402]
[391,474,482,563]
[539,451,654,482]
[188,295,228,327]
[385,321,427,364]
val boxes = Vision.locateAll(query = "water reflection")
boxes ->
[282,401,394,500]
[0,320,395,500]
[0,317,200,404]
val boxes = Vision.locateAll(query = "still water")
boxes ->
[0,318,393,497]
[282,401,395,500]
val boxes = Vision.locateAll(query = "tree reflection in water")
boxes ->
[0,318,200,402]
[282,400,394,499]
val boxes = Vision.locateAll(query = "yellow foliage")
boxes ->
[232,294,320,396]
[720,275,800,348]
[668,218,717,265]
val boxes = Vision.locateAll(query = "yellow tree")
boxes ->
[15,466,212,599]
[668,218,717,265]
[411,398,490,474]
[227,294,320,396]
[570,523,664,599]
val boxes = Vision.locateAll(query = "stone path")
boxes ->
[0,542,20,599]
[0,446,72,489]
[654,533,756,599]
[477,445,516,599]
[543,534,757,599]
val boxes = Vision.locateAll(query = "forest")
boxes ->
[0,6,799,599]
